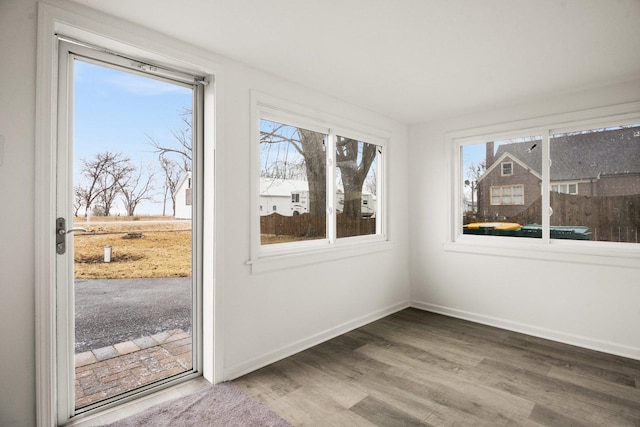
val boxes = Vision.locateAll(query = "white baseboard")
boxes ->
[411,301,640,361]
[223,300,411,380]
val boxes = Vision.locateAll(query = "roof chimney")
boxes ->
[486,141,495,166]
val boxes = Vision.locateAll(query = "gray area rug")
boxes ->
[103,382,292,426]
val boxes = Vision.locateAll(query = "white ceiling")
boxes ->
[72,0,640,124]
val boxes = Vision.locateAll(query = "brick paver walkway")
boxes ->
[74,329,192,408]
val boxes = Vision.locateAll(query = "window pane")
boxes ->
[501,188,510,205]
[260,119,326,244]
[490,187,500,205]
[72,59,196,409]
[336,137,379,238]
[550,124,640,242]
[462,137,542,238]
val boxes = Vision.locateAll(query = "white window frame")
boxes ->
[249,92,389,273]
[446,102,640,269]
[490,185,524,205]
[501,162,513,176]
[551,181,580,195]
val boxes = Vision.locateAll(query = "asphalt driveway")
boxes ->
[74,277,192,353]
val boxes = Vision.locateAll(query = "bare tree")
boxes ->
[146,108,193,217]
[260,124,327,217]
[73,186,85,217]
[335,137,377,217]
[259,159,306,180]
[118,163,155,216]
[147,108,193,172]
[364,168,377,196]
[297,130,327,217]
[159,156,181,216]
[465,160,486,215]
[466,160,486,182]
[77,151,131,217]
[100,153,134,216]
[76,155,106,217]
[261,121,378,218]
[260,126,307,180]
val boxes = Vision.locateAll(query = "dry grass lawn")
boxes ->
[73,218,192,279]
[73,217,317,279]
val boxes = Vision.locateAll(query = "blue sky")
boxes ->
[74,59,192,215]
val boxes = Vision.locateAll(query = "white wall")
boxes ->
[0,1,410,424]
[409,80,640,359]
[0,1,38,425]
[218,60,410,377]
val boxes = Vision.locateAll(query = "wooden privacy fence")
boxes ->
[507,193,640,242]
[260,213,376,238]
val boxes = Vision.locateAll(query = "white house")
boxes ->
[260,177,376,217]
[259,178,307,216]
[4,1,640,425]
[174,172,192,219]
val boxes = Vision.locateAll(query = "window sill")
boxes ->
[247,239,394,274]
[444,236,640,269]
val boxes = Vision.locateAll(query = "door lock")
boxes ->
[56,217,87,254]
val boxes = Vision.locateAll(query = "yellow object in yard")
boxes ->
[464,222,522,231]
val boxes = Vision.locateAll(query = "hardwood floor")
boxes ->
[235,308,640,426]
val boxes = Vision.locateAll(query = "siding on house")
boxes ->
[174,172,192,219]
[477,155,541,220]
[475,126,640,221]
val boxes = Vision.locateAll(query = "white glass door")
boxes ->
[55,39,203,422]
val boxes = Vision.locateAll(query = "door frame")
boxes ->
[35,3,222,425]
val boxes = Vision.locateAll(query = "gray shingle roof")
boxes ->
[492,126,640,181]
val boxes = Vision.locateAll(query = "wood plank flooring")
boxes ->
[235,308,640,426]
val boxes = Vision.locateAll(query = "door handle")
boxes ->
[58,227,88,236]
[56,217,87,254]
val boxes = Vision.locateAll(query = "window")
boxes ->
[454,105,640,250]
[253,94,386,262]
[461,136,542,238]
[259,118,327,244]
[551,183,578,194]
[335,137,380,237]
[490,185,524,205]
